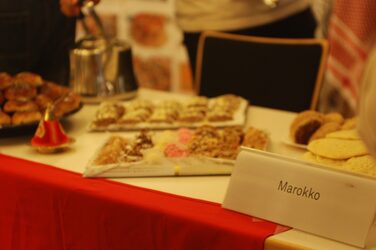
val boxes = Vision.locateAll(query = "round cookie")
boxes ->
[343,155,376,177]
[290,110,324,144]
[323,112,344,124]
[303,151,346,168]
[307,138,368,160]
[341,117,357,130]
[309,122,342,143]
[325,129,360,140]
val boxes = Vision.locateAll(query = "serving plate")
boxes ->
[281,136,307,150]
[88,96,248,132]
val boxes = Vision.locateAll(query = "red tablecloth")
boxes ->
[0,154,288,250]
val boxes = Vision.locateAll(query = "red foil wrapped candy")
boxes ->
[31,106,74,153]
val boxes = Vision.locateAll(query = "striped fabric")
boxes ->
[326,0,376,111]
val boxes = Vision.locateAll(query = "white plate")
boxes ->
[281,137,307,150]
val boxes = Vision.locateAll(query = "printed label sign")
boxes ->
[222,148,376,247]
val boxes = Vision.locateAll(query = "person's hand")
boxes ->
[60,0,100,17]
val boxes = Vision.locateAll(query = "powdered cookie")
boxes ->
[325,129,360,140]
[341,117,357,130]
[343,155,376,177]
[303,151,346,168]
[323,112,344,124]
[307,138,368,160]
[309,122,342,142]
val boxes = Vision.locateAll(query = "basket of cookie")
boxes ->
[0,72,82,135]
[88,94,248,131]
[84,125,268,177]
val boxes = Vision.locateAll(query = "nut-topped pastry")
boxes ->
[242,127,269,151]
[186,96,208,108]
[119,110,151,124]
[89,95,248,130]
[94,103,125,127]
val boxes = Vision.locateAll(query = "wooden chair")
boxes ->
[195,31,329,112]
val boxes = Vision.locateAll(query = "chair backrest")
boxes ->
[195,31,329,112]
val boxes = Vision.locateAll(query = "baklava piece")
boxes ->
[94,103,125,127]
[186,96,208,108]
[188,125,222,158]
[127,99,154,112]
[178,106,206,123]
[148,109,174,123]
[119,109,151,124]
[94,136,129,165]
[242,127,268,151]
[207,108,233,121]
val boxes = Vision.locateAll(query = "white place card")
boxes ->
[222,148,376,247]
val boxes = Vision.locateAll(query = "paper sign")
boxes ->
[222,148,376,247]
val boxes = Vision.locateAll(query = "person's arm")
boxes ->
[60,0,100,16]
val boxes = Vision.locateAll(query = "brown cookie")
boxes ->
[290,110,324,144]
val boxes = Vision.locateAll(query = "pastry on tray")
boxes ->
[92,125,268,166]
[0,72,81,127]
[86,125,268,177]
[89,94,248,131]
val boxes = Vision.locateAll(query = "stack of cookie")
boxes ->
[289,110,356,145]
[0,72,81,127]
[304,129,376,177]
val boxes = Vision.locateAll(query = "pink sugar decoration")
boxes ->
[177,128,193,144]
[164,143,189,157]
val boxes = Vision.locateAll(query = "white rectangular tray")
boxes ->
[88,97,248,131]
